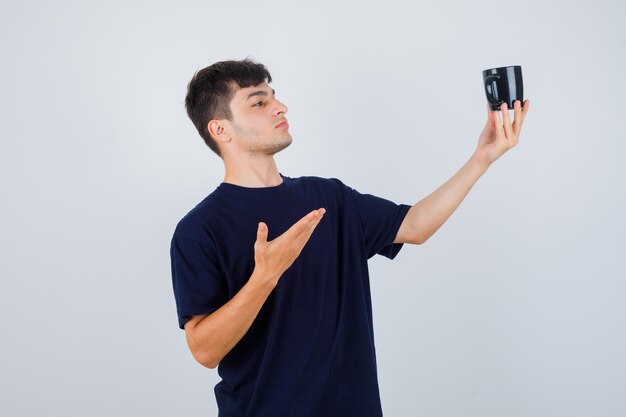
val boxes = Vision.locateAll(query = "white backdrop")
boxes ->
[1,0,625,416]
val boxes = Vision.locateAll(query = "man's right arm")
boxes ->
[183,269,277,369]
[183,208,326,369]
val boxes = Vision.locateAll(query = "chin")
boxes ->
[267,136,292,155]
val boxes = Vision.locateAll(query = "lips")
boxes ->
[275,120,289,128]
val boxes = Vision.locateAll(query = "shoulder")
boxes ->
[288,175,355,207]
[292,174,348,192]
[171,192,223,244]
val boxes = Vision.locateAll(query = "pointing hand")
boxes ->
[252,208,326,286]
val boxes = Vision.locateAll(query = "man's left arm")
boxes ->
[395,99,530,245]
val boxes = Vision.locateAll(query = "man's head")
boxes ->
[185,58,291,160]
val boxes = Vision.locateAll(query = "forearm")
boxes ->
[186,269,277,368]
[408,154,488,243]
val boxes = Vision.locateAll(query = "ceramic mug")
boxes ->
[483,65,524,111]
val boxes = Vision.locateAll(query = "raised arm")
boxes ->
[394,100,530,245]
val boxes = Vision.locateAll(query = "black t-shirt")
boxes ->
[170,173,412,417]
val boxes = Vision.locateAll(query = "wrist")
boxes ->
[470,153,491,174]
[250,267,279,289]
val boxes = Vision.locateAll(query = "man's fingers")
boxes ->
[513,100,522,131]
[501,102,513,141]
[301,208,325,239]
[288,208,326,239]
[521,99,530,124]
[494,107,504,134]
[305,208,325,231]
[306,208,325,233]
[256,221,268,244]
[296,208,325,248]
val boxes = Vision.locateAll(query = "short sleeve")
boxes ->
[170,234,229,330]
[341,181,412,260]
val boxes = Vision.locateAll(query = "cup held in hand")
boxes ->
[482,65,524,111]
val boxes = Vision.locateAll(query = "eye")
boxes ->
[253,101,264,107]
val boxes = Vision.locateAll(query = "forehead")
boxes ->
[233,82,275,102]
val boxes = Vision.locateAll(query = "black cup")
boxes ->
[482,65,524,111]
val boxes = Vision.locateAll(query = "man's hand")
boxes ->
[252,208,326,286]
[474,99,530,169]
[183,208,327,369]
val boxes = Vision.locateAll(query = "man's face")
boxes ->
[224,82,291,156]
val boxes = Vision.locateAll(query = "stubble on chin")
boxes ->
[243,134,292,156]
[265,135,292,155]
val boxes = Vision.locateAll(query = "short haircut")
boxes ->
[184,57,273,158]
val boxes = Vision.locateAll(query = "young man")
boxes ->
[170,58,529,416]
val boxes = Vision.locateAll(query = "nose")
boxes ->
[273,99,288,116]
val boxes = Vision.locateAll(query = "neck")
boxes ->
[222,155,282,188]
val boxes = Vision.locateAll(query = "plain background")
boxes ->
[1,0,625,416]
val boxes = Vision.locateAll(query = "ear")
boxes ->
[208,119,231,144]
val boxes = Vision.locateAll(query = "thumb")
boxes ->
[256,222,268,243]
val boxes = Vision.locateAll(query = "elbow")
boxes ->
[186,333,219,369]
[192,349,219,369]
[413,234,428,245]
[185,318,219,369]
[414,228,433,245]
[204,354,220,369]
[409,224,428,245]
[202,358,219,370]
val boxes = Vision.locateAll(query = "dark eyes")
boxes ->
[253,101,264,107]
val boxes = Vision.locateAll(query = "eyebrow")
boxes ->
[246,88,276,101]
